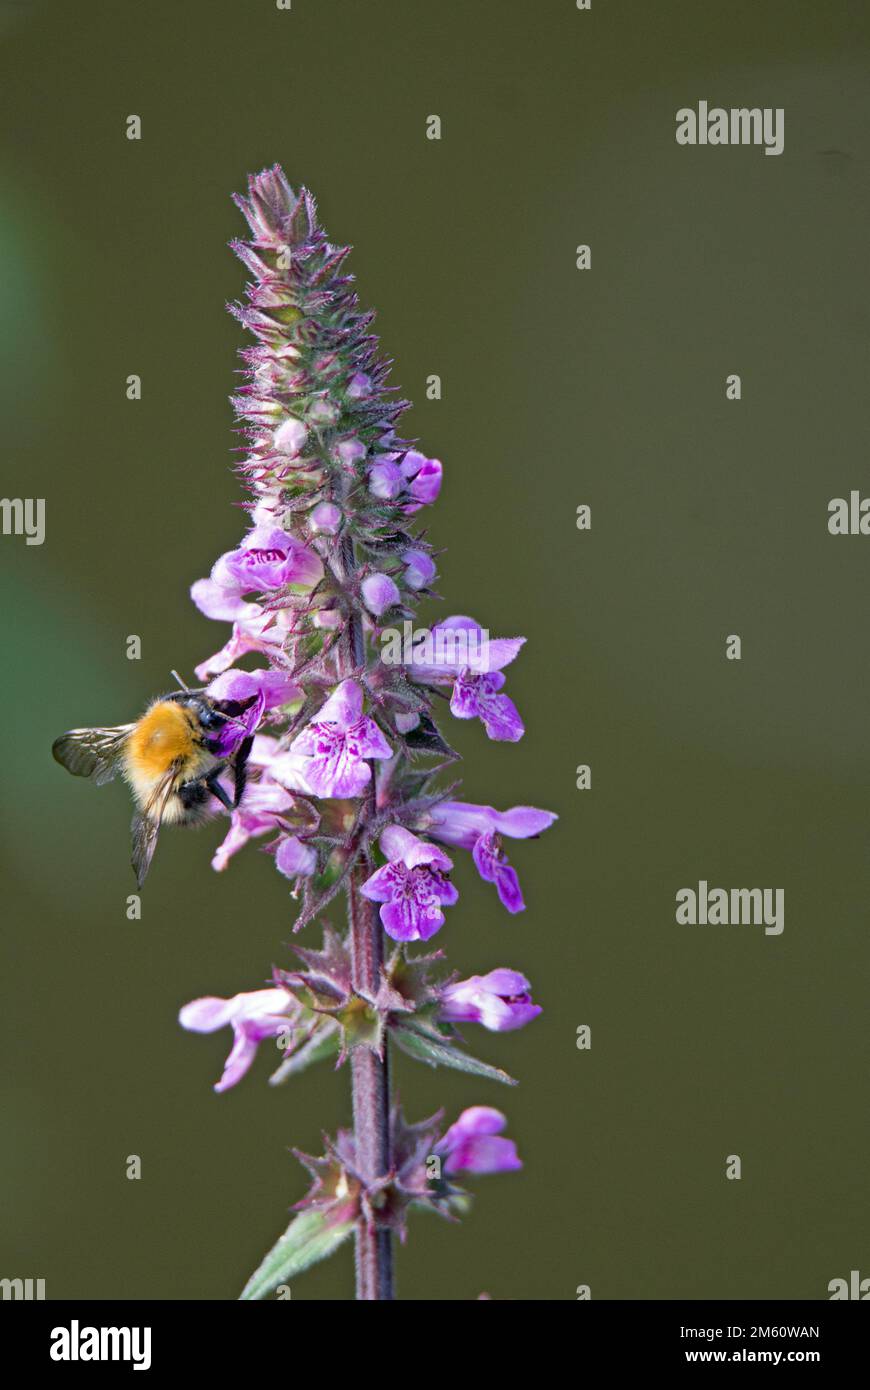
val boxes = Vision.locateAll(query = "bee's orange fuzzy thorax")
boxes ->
[125,701,200,779]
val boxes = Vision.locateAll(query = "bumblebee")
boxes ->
[52,688,254,887]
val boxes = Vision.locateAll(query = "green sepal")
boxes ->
[400,714,459,760]
[334,994,384,1057]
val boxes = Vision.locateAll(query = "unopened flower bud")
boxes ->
[313,608,343,630]
[402,548,436,590]
[369,459,404,500]
[346,371,372,399]
[308,399,340,426]
[273,416,308,457]
[310,501,342,535]
[361,572,400,616]
[336,437,367,467]
[406,456,442,509]
[395,710,421,734]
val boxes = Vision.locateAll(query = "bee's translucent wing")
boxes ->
[52,726,134,786]
[130,764,179,888]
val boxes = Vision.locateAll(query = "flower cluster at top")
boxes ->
[179,166,556,1242]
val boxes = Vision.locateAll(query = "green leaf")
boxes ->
[269,1026,340,1085]
[239,1210,355,1300]
[393,1024,517,1086]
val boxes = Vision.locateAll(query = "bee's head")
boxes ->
[164,691,228,732]
[162,688,259,755]
[188,697,227,732]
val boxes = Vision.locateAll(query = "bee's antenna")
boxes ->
[170,669,190,691]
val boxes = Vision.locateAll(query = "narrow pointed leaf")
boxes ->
[239,1210,355,1300]
[269,1026,341,1085]
[393,1024,517,1086]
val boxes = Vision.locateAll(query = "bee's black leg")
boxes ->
[233,736,254,808]
[205,769,234,813]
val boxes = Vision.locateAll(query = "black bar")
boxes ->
[0,1299,866,1373]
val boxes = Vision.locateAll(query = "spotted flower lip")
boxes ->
[360,825,458,942]
[290,679,392,798]
[211,525,323,594]
[439,968,541,1032]
[451,669,524,742]
[178,987,296,1093]
[435,1106,522,1175]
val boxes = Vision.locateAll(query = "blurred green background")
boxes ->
[1,0,869,1300]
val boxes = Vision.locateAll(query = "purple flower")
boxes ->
[275,833,317,881]
[427,801,555,849]
[436,1106,522,1175]
[264,749,317,794]
[290,679,392,798]
[361,572,400,616]
[408,615,523,677]
[179,987,296,1092]
[407,617,525,741]
[360,825,458,942]
[439,968,541,1032]
[212,525,323,594]
[193,610,286,680]
[452,670,524,741]
[400,450,442,511]
[211,776,293,871]
[367,450,442,512]
[207,666,302,712]
[427,800,556,912]
[203,667,302,759]
[246,729,317,799]
[190,578,262,624]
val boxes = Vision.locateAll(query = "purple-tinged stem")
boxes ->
[347,863,393,1300]
[336,532,394,1301]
